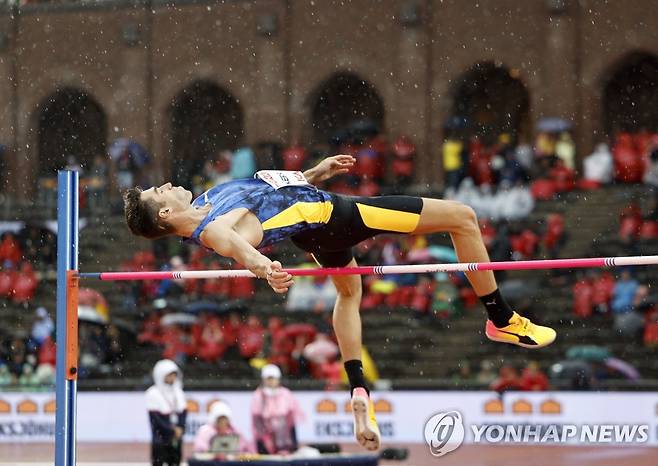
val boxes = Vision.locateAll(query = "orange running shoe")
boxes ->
[485,312,556,348]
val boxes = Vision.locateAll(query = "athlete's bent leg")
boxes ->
[330,261,363,365]
[412,198,556,348]
[413,199,495,296]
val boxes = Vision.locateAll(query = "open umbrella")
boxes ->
[536,117,572,133]
[183,299,246,315]
[78,305,108,325]
[604,357,640,380]
[160,312,198,327]
[108,138,150,167]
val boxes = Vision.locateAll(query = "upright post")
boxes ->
[55,170,79,466]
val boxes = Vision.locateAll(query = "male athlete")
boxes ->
[124,154,556,451]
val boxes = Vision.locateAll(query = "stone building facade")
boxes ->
[0,0,656,196]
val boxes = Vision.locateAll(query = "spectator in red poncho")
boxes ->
[519,362,549,391]
[643,309,658,347]
[490,365,521,393]
[0,233,22,266]
[613,132,644,183]
[138,311,163,345]
[282,143,307,172]
[161,325,193,362]
[12,262,39,303]
[591,271,615,314]
[619,201,643,243]
[238,316,265,360]
[0,263,17,299]
[197,316,227,362]
[38,336,57,367]
[392,135,415,187]
[572,275,594,318]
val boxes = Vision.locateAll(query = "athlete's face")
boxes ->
[141,182,193,211]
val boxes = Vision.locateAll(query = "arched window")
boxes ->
[38,88,107,176]
[310,73,384,144]
[451,62,529,142]
[170,81,243,186]
[603,52,658,135]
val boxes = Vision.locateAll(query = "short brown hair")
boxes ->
[123,188,174,239]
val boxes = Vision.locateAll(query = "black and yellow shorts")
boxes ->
[291,194,424,267]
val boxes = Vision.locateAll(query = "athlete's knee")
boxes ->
[453,202,479,235]
[333,276,362,299]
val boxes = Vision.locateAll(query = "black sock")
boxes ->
[480,289,514,328]
[344,359,369,395]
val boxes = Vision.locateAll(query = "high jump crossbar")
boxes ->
[79,255,658,281]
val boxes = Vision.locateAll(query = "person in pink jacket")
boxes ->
[193,401,252,456]
[251,364,305,454]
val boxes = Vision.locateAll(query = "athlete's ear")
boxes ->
[158,207,171,220]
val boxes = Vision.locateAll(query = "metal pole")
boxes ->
[55,170,79,466]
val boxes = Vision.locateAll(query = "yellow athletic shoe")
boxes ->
[351,387,381,451]
[485,312,556,348]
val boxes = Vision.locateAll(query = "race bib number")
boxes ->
[255,170,309,190]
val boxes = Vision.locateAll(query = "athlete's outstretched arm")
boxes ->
[303,155,355,184]
[201,225,293,294]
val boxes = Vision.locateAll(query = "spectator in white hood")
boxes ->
[145,359,187,466]
[583,143,613,184]
[31,307,54,346]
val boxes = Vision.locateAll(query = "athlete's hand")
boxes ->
[306,155,355,183]
[266,260,294,294]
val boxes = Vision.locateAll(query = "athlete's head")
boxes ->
[123,182,193,239]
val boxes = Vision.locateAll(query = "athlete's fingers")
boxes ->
[332,155,356,164]
[269,278,293,293]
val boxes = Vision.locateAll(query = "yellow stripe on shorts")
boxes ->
[356,203,420,233]
[262,201,334,231]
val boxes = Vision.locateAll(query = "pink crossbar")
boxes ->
[78,255,658,280]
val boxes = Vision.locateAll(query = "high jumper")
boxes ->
[123,154,556,451]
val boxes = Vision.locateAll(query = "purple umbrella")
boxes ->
[604,357,640,380]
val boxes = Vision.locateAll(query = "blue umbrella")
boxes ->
[183,299,246,315]
[109,138,150,167]
[536,117,572,133]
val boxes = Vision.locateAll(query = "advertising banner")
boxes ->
[0,391,656,445]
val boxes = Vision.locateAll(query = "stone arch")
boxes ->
[36,88,107,176]
[308,72,385,144]
[602,51,658,135]
[169,80,244,186]
[450,61,530,143]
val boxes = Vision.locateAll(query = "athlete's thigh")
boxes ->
[412,197,475,235]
